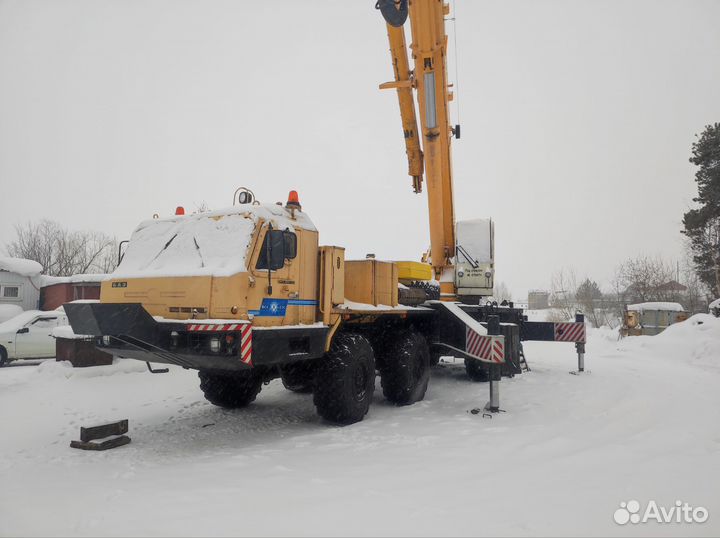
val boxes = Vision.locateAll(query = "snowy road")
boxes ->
[1,317,719,537]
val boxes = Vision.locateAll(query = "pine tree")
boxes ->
[682,123,720,295]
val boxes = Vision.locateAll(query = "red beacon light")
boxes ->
[175,206,185,216]
[286,190,301,211]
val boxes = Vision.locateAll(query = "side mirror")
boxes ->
[256,228,298,271]
[17,327,29,335]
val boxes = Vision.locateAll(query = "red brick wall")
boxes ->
[41,284,73,310]
[40,283,101,310]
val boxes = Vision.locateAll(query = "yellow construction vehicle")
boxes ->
[65,1,587,425]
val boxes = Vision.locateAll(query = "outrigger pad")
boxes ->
[70,419,131,451]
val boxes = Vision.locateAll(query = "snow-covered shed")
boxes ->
[0,256,43,311]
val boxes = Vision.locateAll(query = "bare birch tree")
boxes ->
[5,220,117,276]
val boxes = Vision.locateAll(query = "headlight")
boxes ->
[102,335,112,346]
[209,337,221,353]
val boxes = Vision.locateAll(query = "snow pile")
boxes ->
[111,204,315,280]
[0,256,42,276]
[0,304,23,323]
[627,301,685,312]
[34,359,75,379]
[51,325,91,340]
[587,324,621,344]
[35,357,147,379]
[616,314,720,369]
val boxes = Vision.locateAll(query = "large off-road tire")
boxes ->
[464,358,490,382]
[378,330,430,405]
[198,370,263,408]
[280,361,315,393]
[0,346,8,367]
[313,333,375,425]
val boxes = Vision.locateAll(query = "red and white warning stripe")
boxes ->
[239,323,252,366]
[187,323,245,332]
[466,327,505,364]
[554,322,586,343]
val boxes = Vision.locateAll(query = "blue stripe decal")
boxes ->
[259,299,287,316]
[248,298,318,317]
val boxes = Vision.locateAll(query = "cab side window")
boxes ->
[256,229,297,270]
[31,317,58,329]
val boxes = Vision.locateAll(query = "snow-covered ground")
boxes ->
[1,316,719,537]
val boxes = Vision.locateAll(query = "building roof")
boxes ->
[40,274,108,287]
[0,256,43,277]
[655,280,688,292]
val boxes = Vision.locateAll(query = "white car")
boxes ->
[0,310,69,366]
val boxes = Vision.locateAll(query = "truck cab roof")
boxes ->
[112,203,316,280]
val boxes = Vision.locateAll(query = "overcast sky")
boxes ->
[1,0,718,298]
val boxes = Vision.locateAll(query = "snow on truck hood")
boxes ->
[111,203,316,280]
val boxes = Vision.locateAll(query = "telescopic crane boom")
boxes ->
[379,0,458,288]
[376,0,495,302]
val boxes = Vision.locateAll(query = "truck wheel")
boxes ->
[281,361,315,393]
[378,330,430,405]
[198,370,263,408]
[313,333,375,425]
[464,358,490,382]
[0,346,8,367]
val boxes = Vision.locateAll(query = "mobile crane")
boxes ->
[64,1,587,426]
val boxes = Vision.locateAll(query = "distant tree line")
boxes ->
[547,253,709,328]
[5,220,117,276]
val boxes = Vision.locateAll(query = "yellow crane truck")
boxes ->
[65,0,586,425]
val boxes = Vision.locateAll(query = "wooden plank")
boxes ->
[80,419,128,442]
[70,435,131,451]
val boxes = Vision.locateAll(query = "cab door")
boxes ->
[248,224,299,326]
